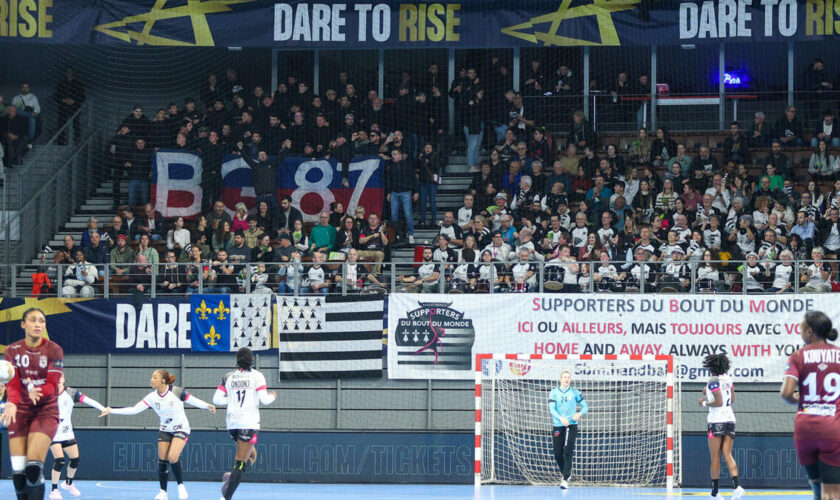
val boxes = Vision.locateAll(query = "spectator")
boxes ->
[79,217,102,250]
[54,68,85,145]
[775,106,803,147]
[62,250,98,298]
[559,145,580,177]
[501,161,523,194]
[386,148,418,244]
[301,251,331,295]
[252,233,275,264]
[458,194,475,231]
[121,105,151,141]
[1,105,27,165]
[84,232,109,266]
[399,247,440,293]
[803,58,833,127]
[11,83,39,147]
[126,138,153,206]
[288,218,309,254]
[790,210,816,246]
[764,141,791,178]
[690,146,719,181]
[207,200,232,235]
[722,121,749,165]
[463,86,486,169]
[254,201,275,235]
[767,250,795,293]
[310,212,337,253]
[704,174,731,214]
[166,216,191,257]
[155,250,184,294]
[136,203,164,241]
[110,234,135,278]
[417,142,443,226]
[231,202,250,232]
[800,247,832,292]
[212,220,234,254]
[336,214,360,254]
[673,144,692,177]
[136,233,160,267]
[809,139,835,180]
[276,195,303,236]
[651,127,677,167]
[328,202,345,228]
[105,215,128,249]
[629,127,652,165]
[242,218,263,250]
[438,211,464,248]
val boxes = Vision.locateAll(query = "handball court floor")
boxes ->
[58,481,811,499]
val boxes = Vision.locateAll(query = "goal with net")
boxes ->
[475,354,681,488]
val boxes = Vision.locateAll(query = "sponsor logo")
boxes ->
[481,359,503,377]
[39,355,47,369]
[394,301,475,370]
[509,360,531,376]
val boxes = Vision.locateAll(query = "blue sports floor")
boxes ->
[40,481,812,499]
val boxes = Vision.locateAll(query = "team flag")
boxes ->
[152,150,203,218]
[190,294,271,352]
[278,295,384,379]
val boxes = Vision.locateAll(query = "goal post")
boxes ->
[474,354,680,488]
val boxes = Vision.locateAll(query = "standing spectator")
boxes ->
[121,105,151,141]
[11,83,39,147]
[803,58,833,127]
[812,109,840,147]
[246,150,281,215]
[417,142,443,226]
[463,87,486,169]
[54,68,85,145]
[126,138,153,206]
[200,130,226,213]
[62,250,98,298]
[1,106,27,165]
[775,106,803,147]
[554,63,579,116]
[386,148,419,244]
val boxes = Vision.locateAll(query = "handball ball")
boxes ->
[0,359,15,384]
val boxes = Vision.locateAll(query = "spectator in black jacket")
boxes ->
[722,121,749,165]
[54,68,85,145]
[84,232,109,266]
[276,195,303,236]
[566,110,597,150]
[158,250,186,294]
[335,215,361,253]
[387,148,419,244]
[812,109,840,147]
[417,142,443,226]
[803,58,834,128]
[463,86,487,169]
[126,138,153,206]
[121,105,151,141]
[245,150,279,214]
[1,106,29,166]
[137,203,165,241]
[775,106,803,147]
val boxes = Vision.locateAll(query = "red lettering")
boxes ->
[749,300,765,313]
[785,323,801,335]
[669,299,678,312]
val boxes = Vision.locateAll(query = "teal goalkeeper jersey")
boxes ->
[549,386,589,427]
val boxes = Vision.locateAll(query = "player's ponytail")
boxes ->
[155,369,176,385]
[804,311,836,341]
[236,347,254,370]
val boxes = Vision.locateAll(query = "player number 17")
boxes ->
[235,390,246,406]
[803,372,840,403]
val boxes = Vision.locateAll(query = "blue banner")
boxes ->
[5,0,840,48]
[0,297,276,354]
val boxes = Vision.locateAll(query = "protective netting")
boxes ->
[479,357,680,487]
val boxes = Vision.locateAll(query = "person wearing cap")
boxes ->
[110,233,136,277]
[728,214,756,260]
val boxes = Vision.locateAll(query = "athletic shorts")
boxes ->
[158,430,190,443]
[8,402,59,440]
[707,422,736,438]
[52,439,78,448]
[795,438,840,468]
[229,429,258,444]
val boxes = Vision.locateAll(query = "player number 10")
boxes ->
[802,372,840,403]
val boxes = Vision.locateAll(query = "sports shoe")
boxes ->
[177,484,188,499]
[731,486,746,499]
[560,479,568,489]
[154,491,168,500]
[221,472,231,496]
[408,235,415,245]
[49,489,63,499]
[709,495,724,500]
[61,481,81,497]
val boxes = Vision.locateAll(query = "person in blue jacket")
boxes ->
[549,369,589,489]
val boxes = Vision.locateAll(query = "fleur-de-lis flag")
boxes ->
[190,294,271,352]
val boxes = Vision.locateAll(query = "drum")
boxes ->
[696,278,715,293]
[596,277,615,292]
[361,285,387,295]
[448,279,468,294]
[473,279,490,294]
[543,265,565,291]
[512,281,530,293]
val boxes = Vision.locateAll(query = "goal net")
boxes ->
[475,354,680,488]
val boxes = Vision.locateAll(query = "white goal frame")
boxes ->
[474,353,679,488]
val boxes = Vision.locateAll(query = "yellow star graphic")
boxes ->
[94,0,256,46]
[502,0,640,46]
[0,298,86,353]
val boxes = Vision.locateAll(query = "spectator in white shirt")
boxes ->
[11,83,40,146]
[800,247,832,293]
[704,174,731,213]
[457,194,475,231]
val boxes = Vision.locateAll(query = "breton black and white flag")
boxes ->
[278,295,384,379]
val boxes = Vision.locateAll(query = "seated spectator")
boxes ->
[690,146,719,181]
[335,215,360,254]
[775,105,803,147]
[809,140,837,180]
[658,248,690,292]
[207,200,232,236]
[748,111,771,148]
[252,233,276,264]
[277,250,304,295]
[212,220,234,254]
[651,127,677,167]
[243,218,264,249]
[498,214,516,247]
[136,233,160,267]
[559,145,580,177]
[433,234,459,265]
[301,251,331,295]
[436,211,464,248]
[508,248,537,292]
[790,210,816,247]
[231,202,250,233]
[226,231,252,265]
[566,110,596,150]
[399,247,440,293]
[329,202,346,228]
[546,245,580,293]
[184,245,209,293]
[210,249,237,293]
[81,217,102,250]
[510,176,539,217]
[501,161,523,195]
[767,250,795,293]
[1,105,28,166]
[84,232,108,266]
[629,127,652,165]
[54,235,78,265]
[309,211,337,253]
[166,216,191,257]
[158,250,186,294]
[812,109,840,147]
[800,247,832,293]
[471,249,505,293]
[129,254,153,297]
[62,250,98,298]
[722,121,749,165]
[291,219,310,254]
[254,201,275,235]
[137,203,165,241]
[110,234,135,278]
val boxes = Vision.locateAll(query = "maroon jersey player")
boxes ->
[781,311,840,500]
[1,307,64,500]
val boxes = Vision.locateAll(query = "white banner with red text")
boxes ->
[386,294,831,381]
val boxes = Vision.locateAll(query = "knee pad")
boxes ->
[24,461,44,486]
[69,457,80,469]
[11,455,26,473]
[158,460,169,474]
[53,457,67,472]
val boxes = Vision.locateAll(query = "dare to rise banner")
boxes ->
[5,0,840,48]
[387,293,828,381]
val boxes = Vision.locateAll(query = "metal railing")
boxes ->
[8,258,836,298]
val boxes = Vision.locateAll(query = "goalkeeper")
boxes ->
[548,370,589,489]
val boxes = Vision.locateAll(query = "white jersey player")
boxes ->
[698,354,744,500]
[48,376,106,499]
[103,369,215,500]
[213,348,276,500]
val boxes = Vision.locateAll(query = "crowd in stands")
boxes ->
[17,56,840,296]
